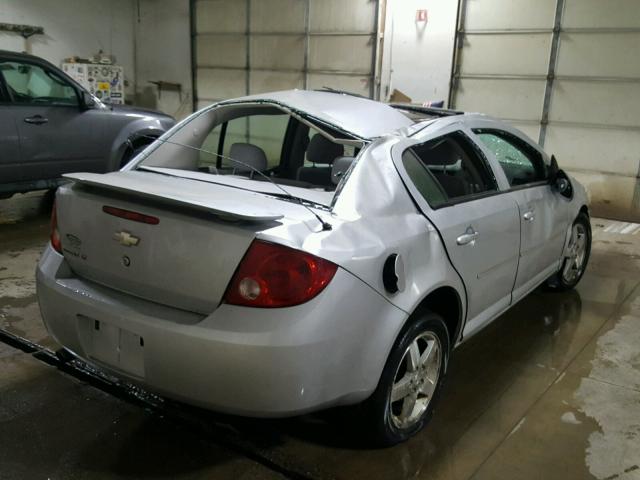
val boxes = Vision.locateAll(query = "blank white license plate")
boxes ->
[80,316,145,378]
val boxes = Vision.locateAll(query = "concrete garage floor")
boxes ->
[1,192,640,480]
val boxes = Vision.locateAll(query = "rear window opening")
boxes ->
[135,104,363,201]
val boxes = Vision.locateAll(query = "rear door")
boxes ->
[471,127,569,301]
[0,58,104,182]
[395,127,521,337]
[0,70,22,186]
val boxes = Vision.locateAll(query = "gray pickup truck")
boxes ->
[0,50,175,198]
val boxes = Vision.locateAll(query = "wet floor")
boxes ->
[1,191,640,480]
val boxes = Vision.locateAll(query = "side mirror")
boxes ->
[549,155,572,197]
[80,91,96,109]
[548,154,559,183]
[555,176,570,194]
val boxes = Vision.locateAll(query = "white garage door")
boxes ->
[192,0,380,110]
[450,0,640,221]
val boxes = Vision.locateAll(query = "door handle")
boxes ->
[24,115,48,125]
[523,211,535,222]
[456,230,479,246]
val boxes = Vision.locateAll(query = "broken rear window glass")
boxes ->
[136,104,362,199]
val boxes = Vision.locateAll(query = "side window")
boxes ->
[402,150,448,208]
[0,61,78,106]
[303,126,357,166]
[474,130,546,187]
[406,131,498,206]
[225,114,289,168]
[198,114,289,170]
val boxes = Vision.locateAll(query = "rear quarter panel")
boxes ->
[259,137,468,346]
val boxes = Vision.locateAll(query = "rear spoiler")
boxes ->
[63,172,284,222]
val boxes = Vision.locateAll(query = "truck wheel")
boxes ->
[120,141,152,168]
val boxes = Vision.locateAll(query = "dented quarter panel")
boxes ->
[258,136,468,344]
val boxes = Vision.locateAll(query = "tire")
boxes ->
[120,142,151,169]
[547,212,591,291]
[360,312,450,446]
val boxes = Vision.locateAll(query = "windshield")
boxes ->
[136,104,362,205]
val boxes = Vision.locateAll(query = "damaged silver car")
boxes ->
[36,90,591,445]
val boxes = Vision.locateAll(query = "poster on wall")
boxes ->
[62,62,125,104]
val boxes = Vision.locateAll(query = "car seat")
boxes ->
[427,140,468,198]
[229,143,268,178]
[297,134,344,186]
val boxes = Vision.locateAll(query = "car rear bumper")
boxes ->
[36,245,407,417]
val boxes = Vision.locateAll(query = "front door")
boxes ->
[472,129,569,300]
[0,77,22,186]
[0,58,103,182]
[396,129,521,338]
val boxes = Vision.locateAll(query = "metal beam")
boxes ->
[307,31,376,36]
[370,0,381,99]
[461,28,553,35]
[460,26,640,36]
[500,118,640,132]
[196,65,373,77]
[196,31,375,37]
[448,0,467,109]
[374,0,387,100]
[189,0,198,111]
[303,0,310,89]
[546,120,640,132]
[562,27,640,34]
[245,0,251,96]
[455,73,547,81]
[556,75,640,84]
[539,0,565,147]
[455,73,640,84]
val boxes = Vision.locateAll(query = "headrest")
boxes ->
[306,134,344,165]
[424,139,460,168]
[331,156,354,185]
[229,143,268,173]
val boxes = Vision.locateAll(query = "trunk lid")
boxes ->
[56,171,290,314]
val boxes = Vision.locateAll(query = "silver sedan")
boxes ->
[36,90,591,445]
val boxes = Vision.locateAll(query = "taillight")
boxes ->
[224,240,338,308]
[103,206,159,225]
[50,201,62,254]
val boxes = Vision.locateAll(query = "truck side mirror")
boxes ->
[80,91,96,109]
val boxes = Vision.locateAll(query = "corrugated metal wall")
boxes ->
[450,0,640,222]
[192,0,380,110]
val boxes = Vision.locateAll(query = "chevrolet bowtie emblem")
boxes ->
[113,231,140,247]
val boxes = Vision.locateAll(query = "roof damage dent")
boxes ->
[215,99,367,147]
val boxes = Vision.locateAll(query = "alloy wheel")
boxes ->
[389,332,442,429]
[562,223,588,284]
